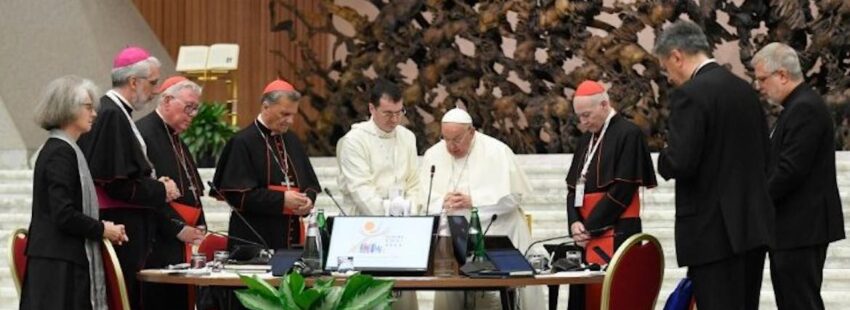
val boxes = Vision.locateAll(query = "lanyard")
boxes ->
[579,110,616,181]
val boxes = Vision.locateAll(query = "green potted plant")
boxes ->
[181,101,238,167]
[235,272,395,310]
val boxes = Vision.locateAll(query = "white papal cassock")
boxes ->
[422,130,542,310]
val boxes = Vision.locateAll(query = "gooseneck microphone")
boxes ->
[207,181,270,249]
[482,214,498,236]
[168,218,265,248]
[323,188,348,216]
[522,225,614,256]
[424,165,435,215]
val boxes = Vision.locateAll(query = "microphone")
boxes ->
[482,214,498,236]
[424,165,435,215]
[168,218,265,248]
[523,225,614,256]
[323,188,347,216]
[207,181,270,249]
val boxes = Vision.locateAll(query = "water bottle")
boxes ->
[302,210,323,271]
[468,208,486,262]
[432,210,458,277]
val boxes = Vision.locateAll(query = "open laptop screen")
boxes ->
[325,216,434,272]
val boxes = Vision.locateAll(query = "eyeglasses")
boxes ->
[171,97,199,115]
[379,108,406,118]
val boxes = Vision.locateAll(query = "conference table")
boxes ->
[138,268,605,310]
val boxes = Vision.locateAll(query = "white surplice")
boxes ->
[336,118,422,216]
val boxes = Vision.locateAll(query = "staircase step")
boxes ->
[2,154,850,310]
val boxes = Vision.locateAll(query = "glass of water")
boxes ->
[566,250,583,268]
[337,256,355,273]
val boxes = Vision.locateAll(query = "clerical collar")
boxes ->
[155,110,177,135]
[367,118,396,139]
[255,116,275,135]
[690,58,717,80]
[107,89,135,114]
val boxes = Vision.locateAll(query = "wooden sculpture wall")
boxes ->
[271,0,850,155]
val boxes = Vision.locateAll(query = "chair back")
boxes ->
[601,233,665,310]
[101,240,130,310]
[198,233,228,262]
[8,228,28,295]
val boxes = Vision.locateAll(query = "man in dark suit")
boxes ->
[752,42,845,310]
[654,20,775,310]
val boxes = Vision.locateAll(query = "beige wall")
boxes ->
[0,0,175,167]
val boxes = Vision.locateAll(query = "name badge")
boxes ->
[574,183,584,208]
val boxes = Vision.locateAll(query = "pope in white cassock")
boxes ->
[422,107,541,310]
[335,80,421,309]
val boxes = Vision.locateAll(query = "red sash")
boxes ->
[579,191,640,310]
[170,202,201,227]
[579,192,640,264]
[268,185,306,245]
[95,186,145,209]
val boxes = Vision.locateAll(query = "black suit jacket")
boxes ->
[767,83,845,249]
[658,62,775,266]
[26,138,104,266]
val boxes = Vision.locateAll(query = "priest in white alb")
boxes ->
[336,79,421,309]
[422,107,541,309]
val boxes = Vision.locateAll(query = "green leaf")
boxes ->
[315,286,344,310]
[295,289,322,309]
[277,274,301,309]
[339,274,373,302]
[339,280,395,310]
[239,274,278,300]
[288,271,306,295]
[313,277,334,292]
[234,290,282,310]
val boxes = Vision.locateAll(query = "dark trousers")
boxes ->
[101,208,156,310]
[769,244,828,310]
[689,247,766,310]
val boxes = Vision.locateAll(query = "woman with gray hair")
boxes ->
[20,75,128,310]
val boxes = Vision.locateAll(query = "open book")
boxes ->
[176,44,240,72]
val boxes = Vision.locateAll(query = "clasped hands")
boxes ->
[442,191,472,210]
[102,221,129,245]
[284,191,313,216]
[570,222,590,248]
[159,176,181,202]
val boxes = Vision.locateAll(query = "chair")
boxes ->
[198,233,228,262]
[8,228,28,295]
[600,233,665,310]
[102,240,130,310]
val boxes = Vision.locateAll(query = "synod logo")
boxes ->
[361,220,380,236]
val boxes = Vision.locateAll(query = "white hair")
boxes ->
[34,75,100,130]
[110,56,161,87]
[575,91,610,106]
[160,80,203,101]
[751,42,804,81]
